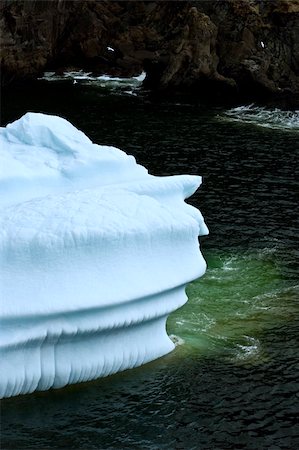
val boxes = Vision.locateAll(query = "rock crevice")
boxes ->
[1,0,298,104]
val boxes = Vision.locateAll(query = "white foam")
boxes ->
[0,113,208,397]
[39,70,146,88]
[234,336,261,361]
[221,104,299,131]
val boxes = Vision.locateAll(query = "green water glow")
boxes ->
[168,248,296,363]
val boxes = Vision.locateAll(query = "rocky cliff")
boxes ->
[1,0,298,104]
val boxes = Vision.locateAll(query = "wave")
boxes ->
[221,104,299,131]
[38,70,146,94]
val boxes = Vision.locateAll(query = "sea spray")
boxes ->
[221,105,299,131]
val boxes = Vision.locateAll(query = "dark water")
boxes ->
[1,80,299,449]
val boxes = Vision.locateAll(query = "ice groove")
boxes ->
[0,113,207,397]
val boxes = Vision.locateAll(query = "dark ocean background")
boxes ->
[1,74,298,449]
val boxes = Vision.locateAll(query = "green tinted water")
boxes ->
[169,249,293,362]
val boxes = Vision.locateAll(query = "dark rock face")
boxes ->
[0,1,75,84]
[1,0,298,104]
[197,0,299,103]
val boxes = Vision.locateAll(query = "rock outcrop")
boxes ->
[1,0,298,104]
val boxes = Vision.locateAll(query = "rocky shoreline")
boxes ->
[1,0,298,106]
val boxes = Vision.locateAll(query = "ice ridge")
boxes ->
[0,112,208,398]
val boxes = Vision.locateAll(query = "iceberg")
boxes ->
[0,113,208,398]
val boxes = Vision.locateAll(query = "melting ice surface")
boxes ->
[0,112,208,398]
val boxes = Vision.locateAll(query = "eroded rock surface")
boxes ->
[1,0,298,104]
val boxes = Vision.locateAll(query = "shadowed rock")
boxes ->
[1,0,298,105]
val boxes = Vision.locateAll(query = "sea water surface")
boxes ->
[1,75,298,449]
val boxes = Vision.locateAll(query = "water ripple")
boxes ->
[221,104,299,131]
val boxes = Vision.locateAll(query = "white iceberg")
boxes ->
[0,113,208,398]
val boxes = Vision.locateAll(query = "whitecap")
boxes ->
[234,335,261,361]
[39,70,146,91]
[221,104,299,131]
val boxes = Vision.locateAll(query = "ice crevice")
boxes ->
[0,112,208,398]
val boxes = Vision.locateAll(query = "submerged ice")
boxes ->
[0,113,208,398]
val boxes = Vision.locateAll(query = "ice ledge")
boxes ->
[1,315,174,397]
[0,287,186,398]
[0,113,208,397]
